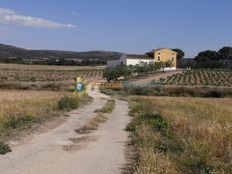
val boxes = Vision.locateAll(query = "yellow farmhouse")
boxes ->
[150,48,177,68]
[107,48,177,71]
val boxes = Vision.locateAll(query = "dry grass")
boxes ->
[145,97,232,126]
[94,99,116,113]
[80,112,108,132]
[128,96,232,174]
[0,90,64,140]
[76,99,115,134]
[0,90,65,101]
[0,90,88,142]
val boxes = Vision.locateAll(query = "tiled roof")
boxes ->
[125,54,153,59]
[153,48,177,53]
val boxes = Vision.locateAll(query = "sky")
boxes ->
[0,0,232,58]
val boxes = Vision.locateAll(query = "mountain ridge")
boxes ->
[0,43,122,61]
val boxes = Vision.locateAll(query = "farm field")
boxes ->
[0,90,89,143]
[0,64,104,71]
[0,64,104,82]
[0,90,63,141]
[128,96,232,174]
[161,69,232,87]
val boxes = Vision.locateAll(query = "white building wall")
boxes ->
[164,67,177,71]
[126,59,154,66]
[107,55,176,71]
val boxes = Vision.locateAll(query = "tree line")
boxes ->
[184,46,232,69]
[103,61,173,82]
[0,57,106,66]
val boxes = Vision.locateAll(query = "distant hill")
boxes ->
[0,44,122,65]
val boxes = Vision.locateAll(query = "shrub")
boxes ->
[0,142,12,155]
[203,90,222,98]
[2,114,39,130]
[127,105,170,136]
[148,113,170,136]
[58,95,80,111]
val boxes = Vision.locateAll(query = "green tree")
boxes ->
[218,47,232,60]
[155,62,165,72]
[195,50,220,62]
[172,48,185,60]
[103,68,121,82]
[165,60,173,67]
[134,64,147,77]
[116,65,132,80]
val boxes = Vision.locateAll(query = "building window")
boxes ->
[158,53,161,55]
[158,56,160,61]
[172,57,174,61]
[120,61,123,65]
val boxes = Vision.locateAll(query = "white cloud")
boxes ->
[0,7,75,28]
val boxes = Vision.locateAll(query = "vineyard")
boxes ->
[0,65,103,82]
[161,70,232,87]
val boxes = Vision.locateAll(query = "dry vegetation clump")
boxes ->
[0,142,12,155]
[76,99,115,133]
[127,96,232,174]
[80,112,108,132]
[94,99,116,113]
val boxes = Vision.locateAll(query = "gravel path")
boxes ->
[0,85,130,174]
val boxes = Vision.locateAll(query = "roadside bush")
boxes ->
[58,95,81,111]
[203,90,222,98]
[0,142,12,155]
[2,114,40,130]
[127,104,170,136]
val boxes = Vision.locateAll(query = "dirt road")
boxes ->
[0,85,130,174]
